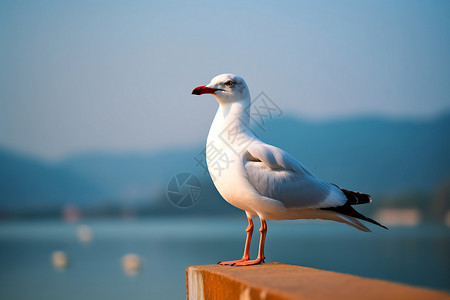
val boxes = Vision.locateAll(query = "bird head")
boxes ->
[191,74,250,104]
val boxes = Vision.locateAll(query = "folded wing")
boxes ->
[245,142,347,209]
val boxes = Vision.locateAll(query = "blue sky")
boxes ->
[0,0,449,159]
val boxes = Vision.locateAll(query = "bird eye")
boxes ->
[224,80,234,87]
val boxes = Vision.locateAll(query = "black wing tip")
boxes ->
[329,185,388,229]
[368,217,389,230]
[340,188,372,205]
[359,216,389,230]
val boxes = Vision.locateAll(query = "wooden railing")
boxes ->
[186,263,449,300]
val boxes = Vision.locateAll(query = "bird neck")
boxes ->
[219,99,251,123]
[208,99,255,144]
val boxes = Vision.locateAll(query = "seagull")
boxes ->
[192,74,387,266]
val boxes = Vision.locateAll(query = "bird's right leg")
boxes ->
[218,213,254,266]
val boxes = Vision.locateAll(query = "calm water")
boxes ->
[0,218,449,299]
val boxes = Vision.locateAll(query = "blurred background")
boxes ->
[0,0,449,299]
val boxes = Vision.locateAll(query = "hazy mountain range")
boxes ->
[1,114,449,215]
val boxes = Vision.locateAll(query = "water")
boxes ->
[0,218,448,299]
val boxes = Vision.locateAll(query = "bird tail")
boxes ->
[322,205,388,230]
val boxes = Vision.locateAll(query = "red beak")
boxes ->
[191,85,223,95]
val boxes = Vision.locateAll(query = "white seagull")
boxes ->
[192,74,387,266]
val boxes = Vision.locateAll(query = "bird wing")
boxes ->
[244,141,347,209]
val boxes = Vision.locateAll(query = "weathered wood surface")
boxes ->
[187,263,450,300]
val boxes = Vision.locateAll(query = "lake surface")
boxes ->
[0,218,449,299]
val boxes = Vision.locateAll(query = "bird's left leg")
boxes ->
[234,218,267,266]
[218,213,254,265]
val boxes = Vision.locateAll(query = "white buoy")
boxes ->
[51,251,69,270]
[76,225,93,243]
[121,253,142,276]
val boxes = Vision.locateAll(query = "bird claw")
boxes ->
[218,259,248,266]
[232,258,265,266]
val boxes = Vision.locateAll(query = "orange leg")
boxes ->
[218,215,254,265]
[234,218,266,266]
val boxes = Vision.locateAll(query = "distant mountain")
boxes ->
[1,114,449,215]
[0,148,105,210]
[60,149,196,199]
